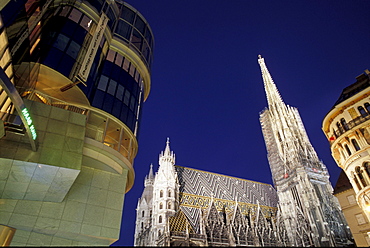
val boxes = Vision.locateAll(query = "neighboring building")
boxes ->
[322,69,370,246]
[134,138,289,246]
[258,55,353,246]
[334,170,370,246]
[0,0,153,246]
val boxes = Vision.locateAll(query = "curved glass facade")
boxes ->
[19,1,154,134]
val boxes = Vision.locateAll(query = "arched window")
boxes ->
[141,222,143,230]
[142,211,145,217]
[351,139,360,151]
[336,122,343,133]
[365,102,370,113]
[150,210,152,217]
[168,202,172,209]
[352,171,361,190]
[168,190,171,197]
[365,162,370,178]
[356,166,367,187]
[159,215,162,223]
[160,190,163,197]
[158,230,161,237]
[358,106,368,117]
[159,202,163,209]
[344,144,352,156]
[341,118,349,131]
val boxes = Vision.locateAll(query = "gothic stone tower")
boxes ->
[258,55,353,247]
[135,138,179,246]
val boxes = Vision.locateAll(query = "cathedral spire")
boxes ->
[144,163,154,187]
[159,137,175,165]
[258,55,285,110]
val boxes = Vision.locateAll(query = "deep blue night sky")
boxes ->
[111,1,370,246]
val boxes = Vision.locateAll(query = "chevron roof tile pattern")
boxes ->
[174,166,279,232]
[175,166,278,206]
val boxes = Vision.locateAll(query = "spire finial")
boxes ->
[258,55,284,108]
[159,137,175,164]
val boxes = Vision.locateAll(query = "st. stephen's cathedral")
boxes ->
[133,56,355,246]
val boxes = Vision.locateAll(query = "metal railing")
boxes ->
[333,114,370,139]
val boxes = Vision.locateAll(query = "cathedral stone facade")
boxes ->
[134,138,290,246]
[134,56,355,247]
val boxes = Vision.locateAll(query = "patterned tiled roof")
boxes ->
[174,166,278,233]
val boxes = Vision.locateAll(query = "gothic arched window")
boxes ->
[351,139,360,151]
[142,211,145,217]
[168,202,171,209]
[341,118,349,131]
[159,202,163,209]
[160,190,163,197]
[168,190,171,197]
[159,215,162,223]
[359,106,368,117]
[344,144,352,156]
[158,230,161,236]
[141,222,143,230]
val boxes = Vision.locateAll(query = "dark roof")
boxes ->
[333,170,353,195]
[333,70,370,107]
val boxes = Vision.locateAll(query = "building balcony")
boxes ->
[333,114,370,140]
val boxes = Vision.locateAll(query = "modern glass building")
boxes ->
[0,0,153,246]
